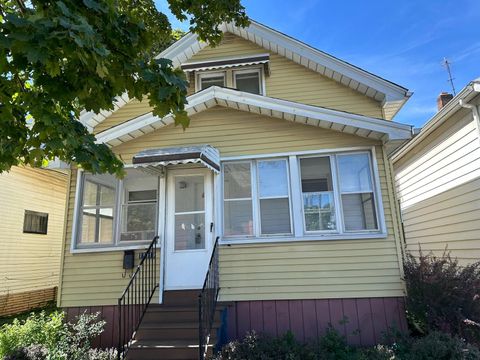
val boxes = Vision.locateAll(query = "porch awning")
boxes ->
[132,145,220,173]
[181,54,270,75]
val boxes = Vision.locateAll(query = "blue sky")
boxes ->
[155,0,480,127]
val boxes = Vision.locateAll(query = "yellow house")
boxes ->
[392,79,480,264]
[59,21,413,358]
[0,166,68,316]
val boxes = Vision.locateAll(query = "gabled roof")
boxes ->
[80,20,411,129]
[391,79,480,162]
[95,86,412,153]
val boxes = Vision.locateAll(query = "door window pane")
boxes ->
[200,74,225,90]
[299,157,336,232]
[337,153,373,193]
[258,160,288,198]
[235,72,261,94]
[175,213,205,250]
[260,198,291,234]
[175,176,205,213]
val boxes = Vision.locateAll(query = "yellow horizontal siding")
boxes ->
[217,142,403,301]
[112,106,378,161]
[60,106,405,305]
[394,107,480,265]
[0,167,68,296]
[58,169,161,307]
[92,33,383,134]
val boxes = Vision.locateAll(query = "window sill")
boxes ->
[71,243,152,254]
[219,232,388,245]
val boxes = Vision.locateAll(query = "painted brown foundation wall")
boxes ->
[64,306,119,349]
[224,297,407,346]
[64,296,407,349]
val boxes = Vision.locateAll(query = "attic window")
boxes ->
[199,72,225,90]
[234,69,262,95]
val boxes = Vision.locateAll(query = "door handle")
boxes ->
[210,222,214,232]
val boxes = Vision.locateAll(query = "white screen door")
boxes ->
[164,168,213,290]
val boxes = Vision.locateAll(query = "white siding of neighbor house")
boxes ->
[394,107,480,263]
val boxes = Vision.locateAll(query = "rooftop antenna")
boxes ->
[442,57,456,95]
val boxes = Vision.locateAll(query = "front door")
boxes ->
[164,168,213,290]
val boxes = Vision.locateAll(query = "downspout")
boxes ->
[459,98,480,142]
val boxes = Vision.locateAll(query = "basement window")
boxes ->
[23,210,49,235]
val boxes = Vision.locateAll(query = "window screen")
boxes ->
[235,71,261,94]
[23,210,48,234]
[200,74,225,90]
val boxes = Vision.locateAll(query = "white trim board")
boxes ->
[95,86,412,149]
[81,20,411,129]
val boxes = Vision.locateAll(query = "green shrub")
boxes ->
[212,331,316,360]
[212,329,480,360]
[0,311,116,360]
[403,250,480,344]
[0,311,64,357]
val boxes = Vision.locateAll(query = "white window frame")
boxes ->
[221,158,293,239]
[232,67,265,95]
[71,168,164,253]
[119,177,159,244]
[297,154,340,235]
[255,158,293,236]
[219,146,387,245]
[335,151,381,233]
[195,71,226,92]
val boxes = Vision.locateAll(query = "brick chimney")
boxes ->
[437,92,453,110]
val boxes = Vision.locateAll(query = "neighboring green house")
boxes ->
[58,20,412,359]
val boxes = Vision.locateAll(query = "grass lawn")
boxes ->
[0,301,59,326]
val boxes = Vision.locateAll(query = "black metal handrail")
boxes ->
[117,236,159,360]
[198,236,220,360]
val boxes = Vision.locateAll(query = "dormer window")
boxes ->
[233,69,262,95]
[199,72,226,90]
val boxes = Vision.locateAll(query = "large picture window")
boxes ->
[222,150,381,241]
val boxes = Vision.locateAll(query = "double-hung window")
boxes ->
[222,150,382,242]
[199,72,226,90]
[337,153,378,231]
[223,159,292,238]
[120,170,158,242]
[78,174,117,245]
[233,69,262,95]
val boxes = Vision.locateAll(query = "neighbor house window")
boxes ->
[23,210,48,234]
[120,170,158,242]
[222,150,381,241]
[234,69,262,94]
[78,173,116,245]
[223,159,292,238]
[199,72,225,90]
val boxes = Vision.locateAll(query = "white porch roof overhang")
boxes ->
[79,20,411,129]
[95,86,413,154]
[132,145,221,173]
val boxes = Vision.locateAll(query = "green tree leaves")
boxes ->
[0,0,248,176]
